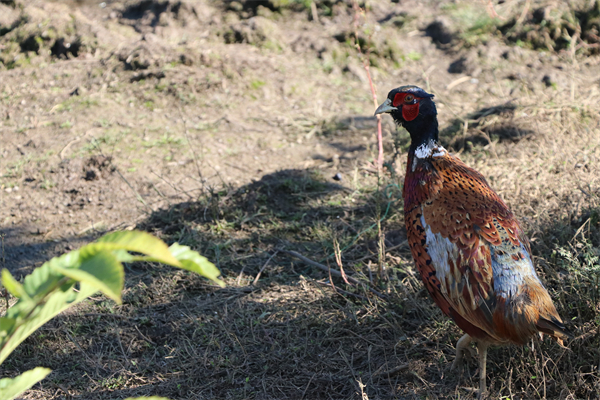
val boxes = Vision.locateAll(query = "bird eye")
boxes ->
[404,94,414,103]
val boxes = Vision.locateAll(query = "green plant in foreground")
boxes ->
[0,230,225,400]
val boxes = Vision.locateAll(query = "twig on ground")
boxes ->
[114,166,152,212]
[371,362,410,377]
[357,378,369,400]
[149,169,194,200]
[314,280,369,301]
[475,128,499,159]
[54,384,71,397]
[333,236,351,285]
[285,250,354,281]
[236,263,248,286]
[446,76,472,90]
[355,240,409,264]
[253,251,280,285]
[59,136,81,160]
[134,325,156,346]
[327,261,338,295]
[282,250,387,300]
[302,372,318,400]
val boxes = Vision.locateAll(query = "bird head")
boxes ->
[374,85,436,126]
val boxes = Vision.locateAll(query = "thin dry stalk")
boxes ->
[87,138,152,212]
[333,235,350,285]
[0,235,6,311]
[178,106,206,196]
[485,0,505,20]
[351,0,383,174]
[351,0,387,283]
[310,1,319,24]
[253,251,280,285]
[357,378,370,400]
[314,280,368,301]
[283,250,387,300]
[371,362,409,377]
[327,261,338,294]
[355,240,408,264]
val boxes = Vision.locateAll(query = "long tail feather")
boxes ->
[536,316,572,345]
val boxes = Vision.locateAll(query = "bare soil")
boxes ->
[1,0,600,399]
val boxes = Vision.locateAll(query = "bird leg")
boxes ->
[476,341,490,400]
[451,334,475,370]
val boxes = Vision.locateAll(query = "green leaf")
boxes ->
[0,283,97,364]
[0,367,51,400]
[21,250,80,299]
[168,243,225,287]
[8,256,76,324]
[51,251,124,304]
[1,270,29,300]
[112,249,136,262]
[95,230,181,266]
[0,318,16,339]
[0,230,223,371]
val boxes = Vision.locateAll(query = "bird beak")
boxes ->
[374,98,397,116]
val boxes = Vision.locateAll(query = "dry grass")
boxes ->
[7,100,600,398]
[2,0,600,399]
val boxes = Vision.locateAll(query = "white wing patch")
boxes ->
[488,219,540,299]
[489,240,539,299]
[423,213,541,304]
[421,215,478,314]
[420,215,458,296]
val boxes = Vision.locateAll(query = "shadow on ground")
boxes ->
[1,226,97,278]
[441,103,536,151]
[2,166,598,400]
[140,168,407,280]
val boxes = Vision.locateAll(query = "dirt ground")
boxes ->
[1,0,600,399]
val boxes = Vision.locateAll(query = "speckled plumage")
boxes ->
[375,85,569,398]
[404,149,566,346]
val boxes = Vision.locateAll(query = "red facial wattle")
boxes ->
[392,92,420,122]
[401,104,419,121]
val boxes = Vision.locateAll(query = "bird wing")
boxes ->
[404,152,556,343]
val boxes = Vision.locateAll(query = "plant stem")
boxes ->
[352,0,386,283]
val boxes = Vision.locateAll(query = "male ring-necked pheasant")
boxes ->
[375,85,570,398]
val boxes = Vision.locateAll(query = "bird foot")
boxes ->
[450,357,463,371]
[477,388,488,400]
[466,346,477,358]
[458,386,487,399]
[451,345,477,371]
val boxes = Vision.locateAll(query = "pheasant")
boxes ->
[375,85,570,398]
